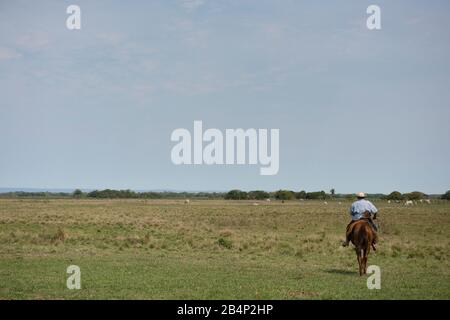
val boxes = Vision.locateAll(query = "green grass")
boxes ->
[0,199,449,299]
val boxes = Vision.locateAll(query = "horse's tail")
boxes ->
[352,222,373,254]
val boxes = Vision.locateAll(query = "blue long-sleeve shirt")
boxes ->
[349,199,378,220]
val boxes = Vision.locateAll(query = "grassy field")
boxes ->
[0,198,449,299]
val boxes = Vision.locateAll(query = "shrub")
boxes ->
[73,189,83,198]
[274,190,295,200]
[295,191,307,199]
[386,191,404,201]
[306,191,328,200]
[404,191,425,200]
[218,237,233,249]
[248,190,270,200]
[225,190,248,200]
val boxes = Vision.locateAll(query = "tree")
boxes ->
[345,194,354,201]
[274,190,295,201]
[73,189,83,198]
[330,189,335,197]
[386,191,403,201]
[87,189,138,199]
[404,191,425,201]
[441,190,450,200]
[295,190,307,199]
[225,190,248,200]
[248,190,270,200]
[306,191,327,200]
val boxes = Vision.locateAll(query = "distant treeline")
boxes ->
[0,189,224,199]
[1,189,449,200]
[225,190,449,200]
[0,191,72,198]
[84,189,224,199]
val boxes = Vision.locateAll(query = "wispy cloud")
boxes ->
[15,32,50,51]
[96,32,126,46]
[179,0,206,11]
[169,18,211,48]
[0,47,21,60]
[141,60,160,72]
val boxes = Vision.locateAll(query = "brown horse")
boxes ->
[348,219,376,276]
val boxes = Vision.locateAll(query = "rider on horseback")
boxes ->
[342,192,378,250]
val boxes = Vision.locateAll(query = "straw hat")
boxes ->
[356,192,366,198]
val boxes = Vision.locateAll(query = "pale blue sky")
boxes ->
[1,0,449,193]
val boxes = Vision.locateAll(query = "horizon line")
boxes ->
[0,187,447,195]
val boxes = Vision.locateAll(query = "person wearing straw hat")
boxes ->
[342,192,379,250]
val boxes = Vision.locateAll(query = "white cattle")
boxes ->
[266,198,271,202]
[425,199,431,204]
[184,199,190,204]
[387,200,391,204]
[323,201,328,205]
[253,202,259,206]
[405,200,414,206]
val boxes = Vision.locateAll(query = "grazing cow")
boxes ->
[253,202,259,206]
[323,201,328,205]
[425,199,431,204]
[405,200,413,206]
[387,200,391,204]
[184,199,190,204]
[266,198,271,202]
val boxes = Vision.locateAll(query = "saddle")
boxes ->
[349,212,377,231]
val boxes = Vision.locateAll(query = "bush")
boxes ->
[345,194,354,200]
[404,191,426,201]
[248,190,270,200]
[306,191,328,200]
[225,190,248,200]
[442,190,450,200]
[73,189,83,198]
[274,190,295,201]
[87,189,137,199]
[218,237,233,249]
[386,191,403,201]
[295,190,307,199]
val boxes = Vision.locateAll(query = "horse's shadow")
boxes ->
[324,268,356,276]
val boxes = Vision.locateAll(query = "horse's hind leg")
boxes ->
[356,248,363,276]
[363,248,369,274]
[363,254,367,274]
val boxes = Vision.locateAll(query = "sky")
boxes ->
[1,0,449,194]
